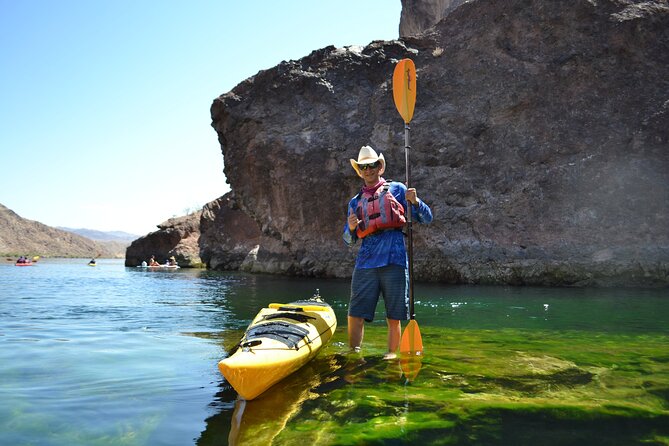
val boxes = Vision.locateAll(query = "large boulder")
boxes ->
[210,0,669,286]
[125,212,203,267]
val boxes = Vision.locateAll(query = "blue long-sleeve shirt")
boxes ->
[343,181,433,269]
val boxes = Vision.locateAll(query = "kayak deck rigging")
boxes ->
[243,320,311,350]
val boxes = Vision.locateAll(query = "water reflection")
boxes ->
[399,354,423,381]
[198,349,413,445]
[226,363,323,446]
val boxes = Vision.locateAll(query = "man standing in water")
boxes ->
[343,145,433,359]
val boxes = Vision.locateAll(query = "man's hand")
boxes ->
[348,209,360,231]
[406,188,419,205]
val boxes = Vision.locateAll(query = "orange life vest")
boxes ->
[355,182,406,238]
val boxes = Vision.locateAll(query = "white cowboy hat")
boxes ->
[350,145,386,178]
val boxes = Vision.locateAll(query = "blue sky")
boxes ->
[0,1,402,235]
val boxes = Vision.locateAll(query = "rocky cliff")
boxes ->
[126,0,668,286]
[207,0,668,287]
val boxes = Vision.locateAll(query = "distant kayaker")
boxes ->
[167,256,177,266]
[149,255,160,266]
[89,259,96,265]
[343,145,433,359]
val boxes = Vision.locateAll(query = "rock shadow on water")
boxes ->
[464,358,596,396]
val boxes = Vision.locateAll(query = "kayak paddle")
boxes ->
[393,58,423,356]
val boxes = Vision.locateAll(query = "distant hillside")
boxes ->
[0,203,119,258]
[58,227,139,243]
[57,228,139,258]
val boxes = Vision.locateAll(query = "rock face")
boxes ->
[199,193,268,272]
[209,0,669,287]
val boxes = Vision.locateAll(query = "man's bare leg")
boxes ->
[384,318,401,359]
[348,315,365,352]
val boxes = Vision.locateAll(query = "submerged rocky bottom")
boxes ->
[201,326,669,445]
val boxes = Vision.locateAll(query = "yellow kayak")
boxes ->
[218,291,337,400]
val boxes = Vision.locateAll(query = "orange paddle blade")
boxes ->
[399,319,423,355]
[392,58,417,124]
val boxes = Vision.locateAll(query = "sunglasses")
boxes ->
[359,161,380,171]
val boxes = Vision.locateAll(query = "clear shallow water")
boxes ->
[1,258,667,445]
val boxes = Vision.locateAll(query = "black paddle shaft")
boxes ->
[404,123,415,320]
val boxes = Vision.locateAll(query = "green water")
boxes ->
[1,259,667,445]
[204,329,669,445]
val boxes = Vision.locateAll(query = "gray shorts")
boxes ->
[349,264,409,322]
